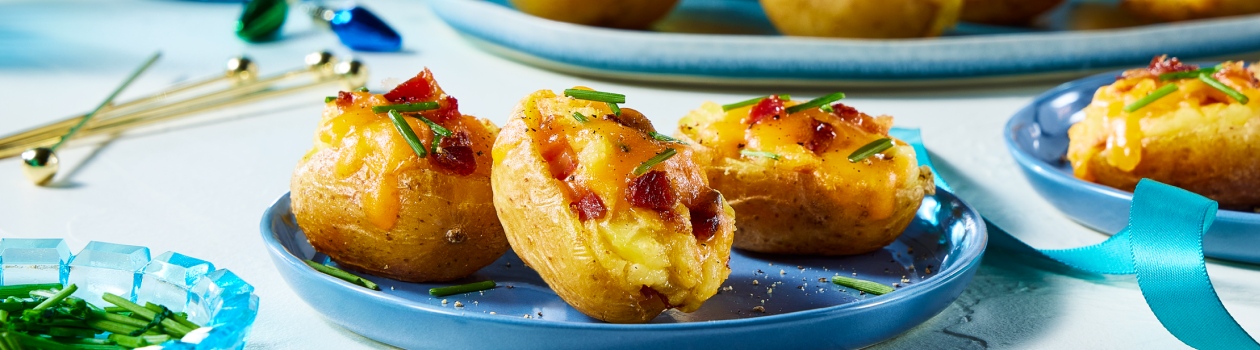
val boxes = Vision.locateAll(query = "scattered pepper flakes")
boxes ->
[818,278,827,283]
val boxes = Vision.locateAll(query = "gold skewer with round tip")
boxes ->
[5,51,368,186]
[20,52,162,186]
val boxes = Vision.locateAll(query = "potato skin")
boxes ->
[1121,0,1260,22]
[510,0,680,29]
[960,0,1063,25]
[492,89,735,323]
[678,101,933,255]
[760,0,962,38]
[291,73,507,283]
[1068,59,1260,211]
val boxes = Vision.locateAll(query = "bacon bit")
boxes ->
[627,170,676,211]
[806,119,836,153]
[831,103,890,135]
[688,190,723,241]
[571,191,607,221]
[746,95,785,125]
[639,286,675,309]
[434,95,461,121]
[432,131,477,176]
[384,69,439,103]
[1214,62,1260,89]
[335,91,354,106]
[539,132,578,180]
[1146,55,1198,76]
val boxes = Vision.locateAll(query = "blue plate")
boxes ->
[262,188,986,349]
[429,0,1260,86]
[1005,70,1260,264]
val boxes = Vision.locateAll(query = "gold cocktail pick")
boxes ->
[2,51,369,186]
[20,52,161,185]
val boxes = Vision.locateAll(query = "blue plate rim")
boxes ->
[260,187,988,330]
[1003,69,1260,224]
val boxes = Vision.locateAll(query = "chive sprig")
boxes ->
[0,284,204,349]
[1159,67,1218,81]
[1198,73,1250,104]
[740,150,780,160]
[721,94,792,112]
[831,276,895,295]
[387,110,429,158]
[305,259,381,290]
[785,92,846,114]
[429,280,496,297]
[563,89,626,104]
[649,132,686,144]
[848,138,893,163]
[633,148,677,176]
[372,102,440,114]
[1122,84,1179,113]
[572,112,590,123]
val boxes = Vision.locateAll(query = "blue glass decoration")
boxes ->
[139,251,216,312]
[0,238,72,285]
[67,241,151,306]
[326,6,403,52]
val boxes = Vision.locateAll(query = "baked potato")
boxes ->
[510,0,680,29]
[492,88,735,323]
[291,69,508,282]
[760,0,962,38]
[677,95,934,255]
[960,0,1063,25]
[1121,0,1260,22]
[1067,56,1260,211]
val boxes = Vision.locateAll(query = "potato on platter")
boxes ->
[759,0,962,38]
[510,0,680,29]
[1068,56,1260,211]
[677,94,935,255]
[1121,0,1260,22]
[492,88,735,323]
[291,69,507,283]
[960,0,1064,25]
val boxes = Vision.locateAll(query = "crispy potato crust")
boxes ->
[291,70,507,282]
[492,89,735,323]
[679,99,933,255]
[760,0,962,38]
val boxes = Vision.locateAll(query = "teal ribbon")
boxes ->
[891,128,1259,349]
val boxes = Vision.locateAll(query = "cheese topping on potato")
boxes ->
[304,69,497,231]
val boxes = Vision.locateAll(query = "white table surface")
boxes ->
[2,0,1258,349]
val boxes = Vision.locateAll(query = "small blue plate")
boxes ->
[429,0,1260,86]
[262,188,986,349]
[1005,70,1260,264]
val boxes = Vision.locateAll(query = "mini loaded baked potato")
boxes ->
[760,0,962,38]
[510,0,680,29]
[291,69,508,282]
[1068,56,1260,211]
[492,88,735,323]
[677,94,934,255]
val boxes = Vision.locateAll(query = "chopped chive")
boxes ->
[649,132,686,144]
[572,111,589,123]
[416,115,452,137]
[429,280,496,297]
[355,86,369,92]
[821,104,834,113]
[785,92,846,114]
[1122,84,1179,113]
[371,102,440,114]
[108,333,150,348]
[1198,73,1250,104]
[100,293,192,337]
[0,284,62,299]
[721,94,790,112]
[608,102,621,117]
[847,138,893,163]
[32,285,76,311]
[304,260,381,290]
[1159,67,1218,81]
[48,326,98,338]
[740,150,781,160]
[387,110,428,158]
[563,89,626,104]
[831,276,895,295]
[324,96,336,103]
[632,148,677,176]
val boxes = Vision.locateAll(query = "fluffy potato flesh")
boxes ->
[678,96,934,255]
[509,0,680,29]
[492,88,735,323]
[291,69,508,282]
[760,0,962,38]
[1068,57,1260,210]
